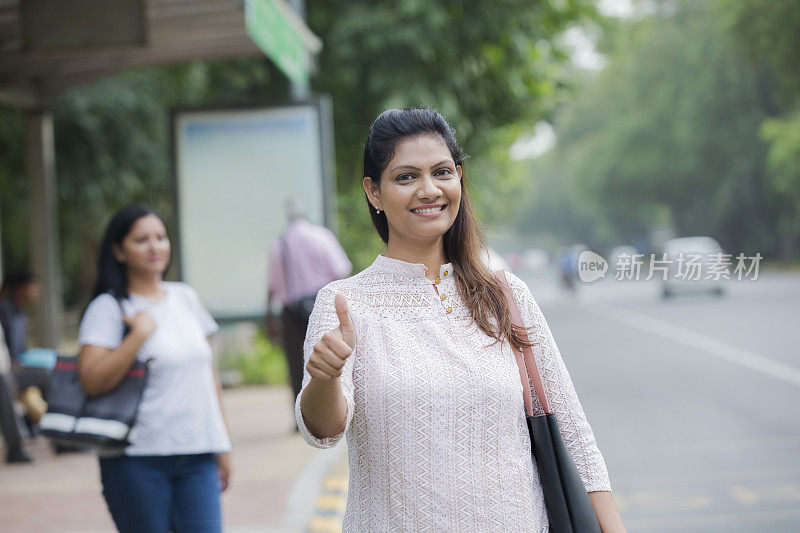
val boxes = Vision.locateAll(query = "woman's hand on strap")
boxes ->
[122,311,156,338]
[78,311,155,397]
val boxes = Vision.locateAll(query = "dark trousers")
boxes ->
[99,453,222,533]
[0,374,23,453]
[282,306,310,400]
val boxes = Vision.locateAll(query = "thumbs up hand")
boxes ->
[306,293,356,382]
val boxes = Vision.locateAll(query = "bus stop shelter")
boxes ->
[0,0,320,348]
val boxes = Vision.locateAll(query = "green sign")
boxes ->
[245,0,319,86]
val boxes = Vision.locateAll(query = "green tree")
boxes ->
[2,0,597,307]
[761,110,800,258]
[307,0,597,267]
[720,0,800,259]
[720,0,800,100]
[1,59,287,305]
[516,0,781,256]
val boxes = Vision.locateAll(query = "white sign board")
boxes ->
[172,101,334,319]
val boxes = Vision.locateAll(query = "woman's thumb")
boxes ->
[334,293,355,345]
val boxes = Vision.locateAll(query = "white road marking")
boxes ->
[623,508,800,529]
[728,483,800,506]
[613,465,800,485]
[629,488,713,511]
[582,299,800,388]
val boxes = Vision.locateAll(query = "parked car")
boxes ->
[661,236,726,299]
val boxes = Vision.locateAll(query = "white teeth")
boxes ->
[413,206,445,214]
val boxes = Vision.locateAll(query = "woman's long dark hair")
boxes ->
[363,107,533,351]
[93,204,165,301]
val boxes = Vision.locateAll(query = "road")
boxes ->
[523,269,800,532]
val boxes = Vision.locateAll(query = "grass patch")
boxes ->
[219,331,288,386]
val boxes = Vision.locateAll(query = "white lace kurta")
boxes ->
[295,254,611,532]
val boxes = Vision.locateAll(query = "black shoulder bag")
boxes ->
[40,297,150,451]
[495,270,602,533]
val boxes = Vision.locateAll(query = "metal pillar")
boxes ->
[25,109,62,349]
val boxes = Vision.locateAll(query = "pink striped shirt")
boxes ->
[268,219,352,306]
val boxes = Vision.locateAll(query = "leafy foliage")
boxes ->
[719,0,800,101]
[761,110,800,241]
[2,0,596,305]
[307,0,598,269]
[1,59,287,305]
[720,0,800,258]
[218,331,288,385]
[514,1,787,257]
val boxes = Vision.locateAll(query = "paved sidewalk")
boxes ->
[0,386,346,532]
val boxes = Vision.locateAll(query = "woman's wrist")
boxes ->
[300,377,348,439]
[309,375,340,388]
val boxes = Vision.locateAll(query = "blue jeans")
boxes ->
[99,453,222,533]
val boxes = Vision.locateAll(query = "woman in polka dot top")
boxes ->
[78,204,232,532]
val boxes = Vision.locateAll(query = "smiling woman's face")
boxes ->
[363,134,462,247]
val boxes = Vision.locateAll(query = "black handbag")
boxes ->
[495,271,602,533]
[40,298,150,451]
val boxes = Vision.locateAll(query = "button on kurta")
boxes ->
[440,294,447,300]
[446,307,453,313]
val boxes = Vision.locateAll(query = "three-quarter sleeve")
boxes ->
[506,272,612,493]
[294,283,355,448]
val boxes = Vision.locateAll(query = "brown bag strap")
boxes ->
[495,270,551,416]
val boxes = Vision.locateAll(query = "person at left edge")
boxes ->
[0,324,32,463]
[78,204,232,533]
[0,272,51,420]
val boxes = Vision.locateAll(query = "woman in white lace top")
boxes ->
[296,107,625,532]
